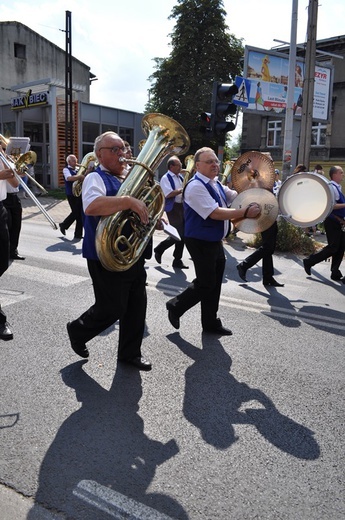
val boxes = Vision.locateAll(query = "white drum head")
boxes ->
[278,173,335,227]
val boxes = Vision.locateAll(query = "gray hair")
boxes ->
[94,131,121,153]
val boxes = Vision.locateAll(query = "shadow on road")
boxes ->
[27,360,187,520]
[167,332,320,459]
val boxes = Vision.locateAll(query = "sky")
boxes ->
[1,0,344,137]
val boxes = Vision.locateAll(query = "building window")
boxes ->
[101,124,117,134]
[82,122,100,143]
[311,122,326,146]
[24,122,43,143]
[14,43,26,59]
[119,127,134,146]
[267,120,281,147]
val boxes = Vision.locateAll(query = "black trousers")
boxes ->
[307,216,345,275]
[61,194,83,237]
[242,221,278,279]
[69,257,147,360]
[3,193,22,257]
[0,202,9,325]
[155,203,185,260]
[0,203,9,278]
[167,237,225,330]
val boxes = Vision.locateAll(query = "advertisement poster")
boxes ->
[239,47,332,122]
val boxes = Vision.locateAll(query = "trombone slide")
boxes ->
[0,152,58,229]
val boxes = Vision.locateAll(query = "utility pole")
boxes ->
[282,0,298,181]
[298,0,318,168]
[65,10,73,155]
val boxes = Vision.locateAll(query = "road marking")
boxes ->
[73,479,174,519]
[6,263,88,286]
[149,281,345,333]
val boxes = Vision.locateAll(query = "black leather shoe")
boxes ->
[236,263,247,282]
[166,303,180,329]
[0,322,13,341]
[331,274,345,283]
[263,278,285,287]
[172,260,189,269]
[119,356,152,371]
[331,272,343,281]
[59,223,66,236]
[303,259,312,276]
[154,249,162,264]
[66,322,89,358]
[203,326,233,336]
[10,253,25,260]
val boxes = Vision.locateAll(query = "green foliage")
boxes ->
[46,189,66,200]
[224,134,241,161]
[249,218,316,255]
[146,0,244,155]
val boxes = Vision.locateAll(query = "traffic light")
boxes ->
[199,111,213,137]
[211,81,239,137]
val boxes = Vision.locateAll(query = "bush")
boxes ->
[45,189,66,200]
[248,218,316,255]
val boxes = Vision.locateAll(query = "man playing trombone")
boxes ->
[0,151,19,340]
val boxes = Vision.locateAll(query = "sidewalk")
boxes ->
[20,194,69,228]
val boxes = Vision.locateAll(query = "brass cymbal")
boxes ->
[231,188,279,233]
[231,151,275,193]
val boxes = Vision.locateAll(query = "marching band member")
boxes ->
[303,165,345,283]
[66,131,153,370]
[59,155,84,240]
[0,143,19,340]
[166,146,260,335]
[154,156,189,269]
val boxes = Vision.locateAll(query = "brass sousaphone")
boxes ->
[230,151,278,233]
[95,113,190,271]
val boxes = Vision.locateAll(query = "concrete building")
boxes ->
[0,21,145,189]
[241,35,345,173]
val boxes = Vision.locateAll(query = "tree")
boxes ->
[146,0,244,155]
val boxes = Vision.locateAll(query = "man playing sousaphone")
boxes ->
[66,131,160,371]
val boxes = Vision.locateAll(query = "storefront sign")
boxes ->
[11,89,49,110]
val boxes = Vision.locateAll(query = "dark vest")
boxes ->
[164,172,184,212]
[83,169,121,260]
[82,168,152,261]
[330,182,345,220]
[184,177,227,241]
[64,166,77,196]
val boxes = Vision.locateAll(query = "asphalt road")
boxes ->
[0,196,344,519]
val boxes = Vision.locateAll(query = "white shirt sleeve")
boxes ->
[184,179,218,219]
[82,171,107,212]
[63,167,74,181]
[160,173,174,197]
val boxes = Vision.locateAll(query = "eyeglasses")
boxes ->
[197,159,220,165]
[99,146,126,154]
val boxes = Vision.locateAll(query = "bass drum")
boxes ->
[278,172,335,227]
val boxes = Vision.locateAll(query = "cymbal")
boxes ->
[231,188,279,233]
[231,151,275,193]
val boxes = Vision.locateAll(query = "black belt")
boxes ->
[6,193,18,197]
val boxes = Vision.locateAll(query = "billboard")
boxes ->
[233,46,333,122]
